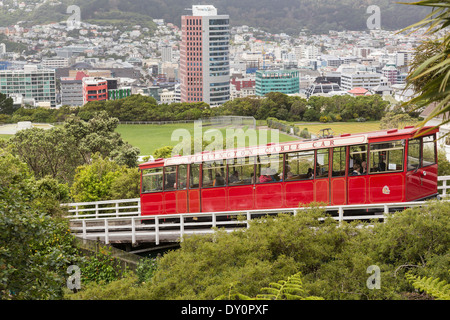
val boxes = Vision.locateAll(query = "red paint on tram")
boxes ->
[139,126,439,216]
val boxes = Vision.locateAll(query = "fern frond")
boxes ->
[217,272,325,300]
[407,272,450,300]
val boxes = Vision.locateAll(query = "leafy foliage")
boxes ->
[0,186,79,299]
[135,258,159,284]
[9,112,139,183]
[132,201,450,300]
[216,272,323,300]
[256,272,323,300]
[401,0,450,134]
[70,153,139,202]
[406,272,450,300]
[6,92,390,124]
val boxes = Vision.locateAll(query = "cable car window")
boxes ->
[178,165,188,190]
[142,167,163,193]
[422,135,436,167]
[332,147,346,177]
[407,138,420,171]
[316,148,329,178]
[189,164,200,189]
[256,154,283,183]
[369,140,404,173]
[227,157,255,185]
[349,144,368,175]
[202,160,226,187]
[164,166,177,191]
[285,151,315,181]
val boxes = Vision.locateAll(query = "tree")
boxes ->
[380,112,417,130]
[0,188,78,299]
[10,112,140,183]
[401,1,450,133]
[63,111,140,167]
[0,148,79,299]
[0,92,16,115]
[11,127,82,183]
[70,154,139,202]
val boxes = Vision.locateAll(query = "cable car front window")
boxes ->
[422,135,436,167]
[142,167,163,193]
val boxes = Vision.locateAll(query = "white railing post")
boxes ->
[383,204,389,223]
[95,203,99,219]
[443,179,447,197]
[338,207,344,225]
[246,211,251,228]
[104,219,109,244]
[131,217,136,245]
[115,202,120,217]
[155,217,159,245]
[212,212,216,228]
[180,216,184,241]
[82,220,86,239]
[75,205,79,218]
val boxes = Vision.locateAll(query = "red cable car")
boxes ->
[139,126,439,216]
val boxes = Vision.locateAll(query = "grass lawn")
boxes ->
[0,134,11,141]
[295,121,381,137]
[1,121,383,156]
[116,123,297,156]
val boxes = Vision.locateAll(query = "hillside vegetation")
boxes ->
[0,0,429,34]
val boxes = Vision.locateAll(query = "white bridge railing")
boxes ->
[62,175,450,245]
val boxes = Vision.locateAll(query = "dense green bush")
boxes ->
[141,201,450,300]
[1,92,390,124]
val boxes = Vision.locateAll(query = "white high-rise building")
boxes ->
[161,44,172,63]
[180,5,230,106]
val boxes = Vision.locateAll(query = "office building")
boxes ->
[0,65,56,107]
[61,77,83,107]
[42,57,69,69]
[255,69,299,96]
[108,87,132,101]
[82,77,107,105]
[180,5,230,106]
[340,71,381,91]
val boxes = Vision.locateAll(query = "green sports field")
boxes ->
[116,123,297,156]
[1,121,383,156]
[295,121,381,137]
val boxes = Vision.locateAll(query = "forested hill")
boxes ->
[1,0,429,35]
